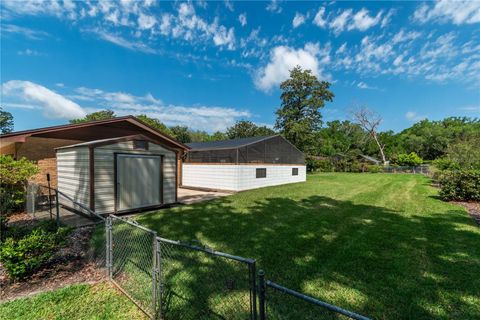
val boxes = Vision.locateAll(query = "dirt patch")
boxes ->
[452,201,480,226]
[1,225,105,302]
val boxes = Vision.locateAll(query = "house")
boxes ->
[0,116,189,213]
[182,135,306,191]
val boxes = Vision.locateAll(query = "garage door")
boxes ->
[116,154,162,211]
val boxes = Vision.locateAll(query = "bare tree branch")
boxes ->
[352,107,387,165]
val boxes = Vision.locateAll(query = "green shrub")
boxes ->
[432,158,460,171]
[367,165,383,173]
[0,221,70,280]
[0,155,39,214]
[392,152,424,166]
[438,170,480,201]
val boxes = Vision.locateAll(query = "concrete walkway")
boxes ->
[177,187,232,204]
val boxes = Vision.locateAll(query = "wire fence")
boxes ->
[157,236,256,320]
[26,182,105,227]
[382,165,430,175]
[258,271,370,320]
[29,184,370,319]
[105,214,369,320]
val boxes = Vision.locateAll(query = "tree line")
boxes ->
[1,66,478,170]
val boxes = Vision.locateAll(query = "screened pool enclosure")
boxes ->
[182,135,306,192]
[185,135,305,165]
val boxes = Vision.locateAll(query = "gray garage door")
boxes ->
[116,154,161,211]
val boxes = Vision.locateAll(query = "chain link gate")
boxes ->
[157,237,256,320]
[107,215,159,318]
[107,215,256,319]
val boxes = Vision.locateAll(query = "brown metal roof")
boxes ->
[0,116,190,150]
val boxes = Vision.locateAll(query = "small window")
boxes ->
[133,140,148,150]
[256,168,267,178]
[292,168,299,176]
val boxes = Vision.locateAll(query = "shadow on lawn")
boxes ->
[130,195,480,320]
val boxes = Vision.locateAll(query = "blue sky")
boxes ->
[1,0,479,133]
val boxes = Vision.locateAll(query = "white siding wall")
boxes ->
[57,140,177,215]
[94,141,177,213]
[182,164,306,191]
[56,147,90,213]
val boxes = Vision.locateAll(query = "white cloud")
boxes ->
[381,9,395,28]
[161,3,236,50]
[330,9,352,34]
[392,29,422,44]
[356,81,379,90]
[459,105,480,113]
[292,12,306,28]
[266,0,282,14]
[1,80,86,119]
[90,29,158,54]
[350,8,383,31]
[224,0,234,12]
[329,8,384,34]
[255,42,331,92]
[1,24,50,40]
[313,7,327,28]
[138,13,156,30]
[412,0,480,25]
[238,13,247,27]
[72,86,251,131]
[17,49,44,56]
[405,111,426,122]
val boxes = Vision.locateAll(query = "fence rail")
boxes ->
[258,270,370,320]
[107,214,258,319]
[105,214,370,320]
[34,183,370,319]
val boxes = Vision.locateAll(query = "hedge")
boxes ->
[438,170,480,201]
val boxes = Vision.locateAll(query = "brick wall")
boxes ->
[10,137,83,187]
[16,137,83,161]
[29,157,57,188]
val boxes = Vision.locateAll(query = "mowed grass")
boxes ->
[133,173,480,320]
[0,282,146,320]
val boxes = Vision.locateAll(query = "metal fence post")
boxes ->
[258,270,266,320]
[250,261,257,320]
[152,231,158,318]
[55,189,60,226]
[106,216,113,279]
[155,238,162,319]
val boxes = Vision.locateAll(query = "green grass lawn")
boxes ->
[0,282,146,320]
[4,173,478,319]
[131,173,480,320]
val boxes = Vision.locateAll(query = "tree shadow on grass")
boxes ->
[129,195,480,320]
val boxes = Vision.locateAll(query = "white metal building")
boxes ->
[56,135,177,214]
[182,135,306,192]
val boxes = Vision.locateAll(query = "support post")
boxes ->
[106,217,113,279]
[250,261,257,320]
[152,232,158,318]
[258,270,266,320]
[154,237,162,319]
[55,189,60,227]
[47,174,52,219]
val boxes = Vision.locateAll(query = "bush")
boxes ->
[0,155,39,214]
[438,170,480,201]
[367,165,383,173]
[392,152,423,167]
[306,156,335,172]
[432,158,460,171]
[0,221,70,280]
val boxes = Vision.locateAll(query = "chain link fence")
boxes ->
[107,216,158,318]
[106,214,371,320]
[106,214,256,319]
[157,237,256,320]
[258,271,370,320]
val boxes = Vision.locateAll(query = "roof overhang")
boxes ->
[0,116,190,151]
